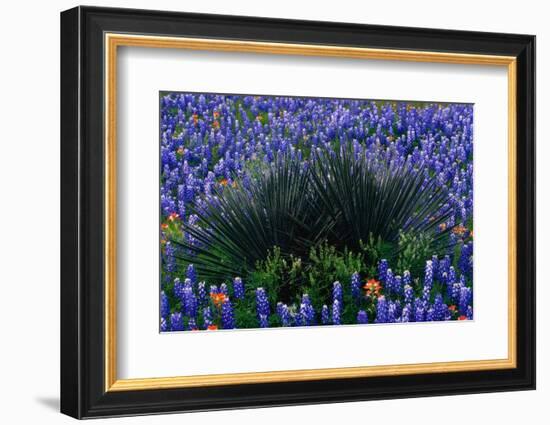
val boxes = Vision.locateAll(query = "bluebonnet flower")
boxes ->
[300,294,315,326]
[414,298,426,322]
[425,307,435,322]
[255,288,270,327]
[451,282,461,304]
[202,306,213,329]
[401,303,412,322]
[431,255,439,278]
[357,310,369,324]
[160,317,168,332]
[403,270,411,287]
[173,278,184,300]
[438,255,451,281]
[183,285,197,318]
[387,301,398,323]
[394,275,403,296]
[375,296,389,323]
[186,264,197,285]
[332,281,343,305]
[466,305,474,320]
[233,277,245,300]
[378,259,389,283]
[170,312,184,331]
[160,291,170,318]
[351,272,361,301]
[459,286,472,315]
[294,310,304,327]
[332,300,341,325]
[404,284,414,304]
[258,314,269,328]
[448,266,456,285]
[321,305,330,325]
[276,301,284,317]
[221,299,235,329]
[219,283,228,295]
[432,294,447,321]
[459,242,473,278]
[424,260,434,290]
[422,285,431,301]
[386,269,395,294]
[278,303,292,327]
[197,281,207,305]
[163,242,176,274]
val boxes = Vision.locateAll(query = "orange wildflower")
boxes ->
[364,278,382,297]
[210,293,226,308]
[213,111,220,119]
[458,315,468,320]
[161,223,168,230]
[207,325,218,330]
[452,225,468,237]
[213,120,220,129]
[439,222,447,231]
[168,212,179,222]
[192,113,199,124]
[448,305,457,312]
[219,178,228,186]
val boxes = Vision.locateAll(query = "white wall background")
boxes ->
[0,0,544,423]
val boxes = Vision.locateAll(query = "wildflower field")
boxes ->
[160,92,474,332]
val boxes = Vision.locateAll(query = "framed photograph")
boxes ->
[60,5,535,419]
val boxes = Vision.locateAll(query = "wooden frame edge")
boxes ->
[108,358,516,391]
[104,33,518,392]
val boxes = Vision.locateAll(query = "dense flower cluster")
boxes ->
[160,254,473,331]
[159,93,474,331]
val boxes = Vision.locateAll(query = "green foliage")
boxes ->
[234,304,259,329]
[250,242,371,310]
[249,246,305,305]
[359,234,393,277]
[396,230,435,276]
[304,242,364,310]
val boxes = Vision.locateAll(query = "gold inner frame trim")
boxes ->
[104,33,518,392]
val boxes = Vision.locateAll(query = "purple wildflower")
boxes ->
[233,277,245,300]
[321,305,330,325]
[170,312,184,331]
[332,300,341,325]
[357,310,369,324]
[221,299,235,329]
[375,296,389,323]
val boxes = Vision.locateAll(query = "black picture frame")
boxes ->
[61,5,536,419]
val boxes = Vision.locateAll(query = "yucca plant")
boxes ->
[309,147,453,256]
[172,155,329,282]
